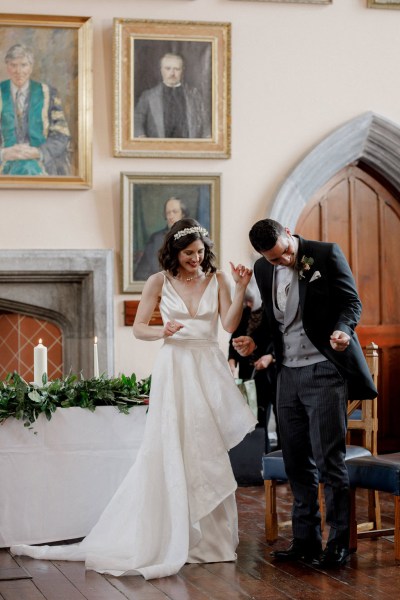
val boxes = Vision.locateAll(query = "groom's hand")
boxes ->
[232,335,256,357]
[330,330,351,352]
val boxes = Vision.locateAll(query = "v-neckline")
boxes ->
[165,273,215,319]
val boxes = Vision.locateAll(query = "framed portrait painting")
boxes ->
[121,172,221,292]
[114,19,231,159]
[0,13,92,189]
[367,0,400,7]
[229,1,331,3]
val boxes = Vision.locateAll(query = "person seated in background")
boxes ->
[134,196,188,281]
[228,281,279,454]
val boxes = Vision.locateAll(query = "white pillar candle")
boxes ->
[34,339,47,386]
[94,336,99,378]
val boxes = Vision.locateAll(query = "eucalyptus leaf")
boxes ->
[28,390,43,403]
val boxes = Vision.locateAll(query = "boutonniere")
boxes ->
[298,255,314,280]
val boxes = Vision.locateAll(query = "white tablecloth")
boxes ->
[0,405,147,547]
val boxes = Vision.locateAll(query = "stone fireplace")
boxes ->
[0,250,114,378]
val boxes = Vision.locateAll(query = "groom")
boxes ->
[233,219,377,568]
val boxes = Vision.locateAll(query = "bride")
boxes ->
[11,218,257,580]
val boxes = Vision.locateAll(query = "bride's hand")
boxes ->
[164,321,184,337]
[229,262,253,287]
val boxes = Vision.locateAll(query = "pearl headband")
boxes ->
[173,226,208,241]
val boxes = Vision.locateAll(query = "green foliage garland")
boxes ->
[0,372,151,428]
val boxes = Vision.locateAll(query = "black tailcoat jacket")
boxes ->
[253,236,377,401]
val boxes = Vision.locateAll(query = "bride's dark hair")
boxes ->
[158,218,217,277]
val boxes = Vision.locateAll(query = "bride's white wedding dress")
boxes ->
[11,273,257,580]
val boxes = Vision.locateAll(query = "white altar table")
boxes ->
[0,405,147,547]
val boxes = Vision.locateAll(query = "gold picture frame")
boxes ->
[229,1,331,3]
[0,13,92,189]
[114,19,231,159]
[367,0,400,8]
[121,172,221,292]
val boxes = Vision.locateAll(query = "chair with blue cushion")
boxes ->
[262,341,380,543]
[263,445,373,542]
[347,342,379,455]
[347,453,400,561]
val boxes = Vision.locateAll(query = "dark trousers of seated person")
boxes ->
[278,362,350,548]
[254,367,278,454]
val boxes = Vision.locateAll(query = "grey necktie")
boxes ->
[15,90,25,123]
[276,270,292,313]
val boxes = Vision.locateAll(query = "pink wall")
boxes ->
[1,1,399,378]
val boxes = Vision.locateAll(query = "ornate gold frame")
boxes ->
[121,172,221,293]
[229,1,331,3]
[0,14,92,189]
[114,19,231,159]
[367,0,400,8]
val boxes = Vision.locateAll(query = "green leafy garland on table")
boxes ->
[0,372,151,428]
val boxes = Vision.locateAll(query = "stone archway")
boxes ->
[270,112,400,227]
[269,113,400,452]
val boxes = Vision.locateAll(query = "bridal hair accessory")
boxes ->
[174,226,208,241]
[298,255,314,280]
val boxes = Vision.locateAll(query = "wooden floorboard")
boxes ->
[1,484,399,600]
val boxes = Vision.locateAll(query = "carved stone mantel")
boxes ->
[0,250,114,377]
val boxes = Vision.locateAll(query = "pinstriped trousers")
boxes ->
[277,361,350,546]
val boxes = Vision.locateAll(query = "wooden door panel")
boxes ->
[296,166,400,452]
[382,200,400,323]
[353,179,381,324]
[296,202,320,241]
[322,179,351,257]
[358,326,400,452]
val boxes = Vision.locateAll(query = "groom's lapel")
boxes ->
[297,237,309,309]
[265,263,275,320]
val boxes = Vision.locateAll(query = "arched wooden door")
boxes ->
[296,165,400,453]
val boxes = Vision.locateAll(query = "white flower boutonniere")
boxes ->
[298,255,314,280]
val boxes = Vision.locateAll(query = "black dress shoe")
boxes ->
[315,545,350,568]
[271,539,322,562]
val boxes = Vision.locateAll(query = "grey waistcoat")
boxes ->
[273,268,326,368]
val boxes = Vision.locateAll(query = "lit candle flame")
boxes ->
[94,336,97,344]
[39,338,42,344]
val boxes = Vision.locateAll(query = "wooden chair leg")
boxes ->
[265,479,278,543]
[357,489,382,533]
[395,496,400,562]
[349,488,358,553]
[368,490,381,530]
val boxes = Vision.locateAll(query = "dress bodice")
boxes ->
[160,273,219,341]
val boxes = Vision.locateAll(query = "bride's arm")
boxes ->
[133,273,184,340]
[133,273,166,341]
[217,264,252,333]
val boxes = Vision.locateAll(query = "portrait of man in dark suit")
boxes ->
[133,41,212,140]
[130,180,214,286]
[134,196,189,281]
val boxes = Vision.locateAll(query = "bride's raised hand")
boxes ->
[229,262,253,287]
[163,320,184,337]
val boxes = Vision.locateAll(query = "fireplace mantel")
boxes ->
[0,250,114,377]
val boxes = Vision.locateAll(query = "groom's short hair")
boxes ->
[249,219,286,253]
